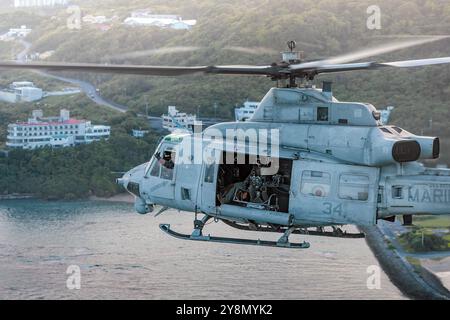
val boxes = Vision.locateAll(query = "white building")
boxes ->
[0,26,32,41]
[0,81,43,103]
[235,101,260,122]
[82,15,117,25]
[132,129,149,138]
[0,81,44,103]
[8,25,32,37]
[14,0,68,8]
[124,13,197,30]
[162,106,197,132]
[6,109,110,150]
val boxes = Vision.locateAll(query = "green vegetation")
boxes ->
[413,215,450,229]
[399,229,450,253]
[1,0,450,198]
[0,98,160,200]
[399,216,450,253]
[406,256,421,267]
[3,0,448,162]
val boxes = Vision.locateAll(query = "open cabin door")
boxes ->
[200,147,220,214]
[290,160,379,226]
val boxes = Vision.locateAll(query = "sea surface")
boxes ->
[0,200,405,300]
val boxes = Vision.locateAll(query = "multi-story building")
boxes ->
[124,13,197,30]
[14,0,68,8]
[6,109,110,150]
[0,81,43,103]
[161,106,197,132]
[235,101,260,122]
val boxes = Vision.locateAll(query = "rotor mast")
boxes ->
[279,41,305,88]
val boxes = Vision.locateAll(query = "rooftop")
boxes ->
[15,119,86,126]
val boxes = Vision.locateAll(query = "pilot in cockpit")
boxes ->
[156,150,175,170]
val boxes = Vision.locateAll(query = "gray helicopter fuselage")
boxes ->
[119,86,450,228]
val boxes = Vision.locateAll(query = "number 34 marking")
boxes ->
[323,202,343,215]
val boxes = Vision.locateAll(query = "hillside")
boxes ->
[2,1,448,142]
[0,101,159,199]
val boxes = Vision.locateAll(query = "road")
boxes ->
[17,39,127,113]
[15,40,225,130]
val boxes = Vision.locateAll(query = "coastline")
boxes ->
[0,193,34,200]
[0,193,135,203]
[89,193,134,204]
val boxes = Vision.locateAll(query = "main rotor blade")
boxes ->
[290,35,449,71]
[208,65,276,75]
[0,61,276,76]
[378,56,450,68]
[0,61,208,76]
[314,56,450,75]
[314,62,377,74]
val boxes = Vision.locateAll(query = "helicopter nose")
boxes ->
[116,174,140,197]
[116,178,126,187]
[116,173,154,215]
[116,165,145,196]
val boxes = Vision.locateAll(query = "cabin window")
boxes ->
[392,186,403,199]
[204,163,215,183]
[317,107,329,121]
[339,174,369,201]
[301,171,331,198]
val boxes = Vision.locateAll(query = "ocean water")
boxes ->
[0,200,405,300]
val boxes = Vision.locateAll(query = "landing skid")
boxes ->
[159,224,310,249]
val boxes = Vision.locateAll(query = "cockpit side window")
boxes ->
[149,157,161,177]
[147,145,176,180]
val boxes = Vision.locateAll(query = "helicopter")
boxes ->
[2,38,450,249]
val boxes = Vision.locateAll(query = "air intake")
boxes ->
[433,137,440,159]
[392,140,421,163]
